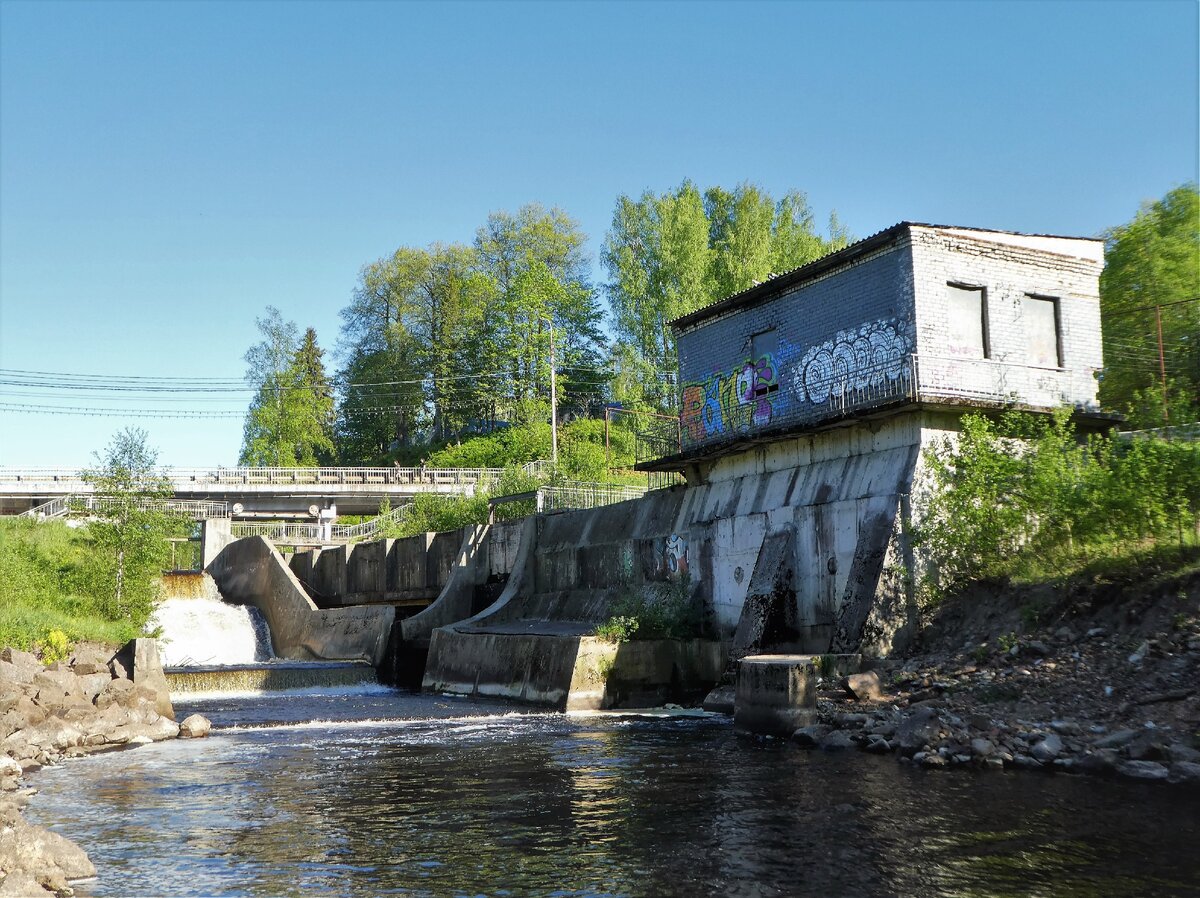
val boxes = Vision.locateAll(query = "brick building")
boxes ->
[659,222,1106,469]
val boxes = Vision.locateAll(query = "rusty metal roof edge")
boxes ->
[668,221,1104,332]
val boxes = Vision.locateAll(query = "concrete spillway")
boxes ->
[153,571,380,694]
[165,660,378,694]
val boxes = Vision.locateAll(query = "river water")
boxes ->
[26,688,1200,897]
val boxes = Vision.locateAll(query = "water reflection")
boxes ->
[24,691,1200,898]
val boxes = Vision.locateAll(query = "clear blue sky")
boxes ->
[1,0,1196,467]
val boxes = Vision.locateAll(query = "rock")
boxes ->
[895,707,942,757]
[1024,641,1050,657]
[0,870,57,897]
[68,643,112,676]
[1075,750,1119,777]
[1165,742,1200,764]
[701,685,735,715]
[1086,627,1108,639]
[1050,720,1082,736]
[841,671,884,702]
[0,817,96,881]
[1126,733,1165,762]
[77,671,113,702]
[1116,760,1170,782]
[970,738,995,759]
[0,756,20,779]
[920,753,948,768]
[1030,734,1063,762]
[1093,729,1139,750]
[110,639,174,720]
[0,649,39,672]
[791,725,830,747]
[863,735,892,754]
[832,712,870,729]
[94,678,136,710]
[1167,761,1200,784]
[1053,626,1076,643]
[1128,641,1150,664]
[179,714,212,739]
[819,730,856,751]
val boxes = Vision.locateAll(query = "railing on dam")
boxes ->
[231,503,411,545]
[0,465,505,494]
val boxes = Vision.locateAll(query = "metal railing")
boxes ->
[19,495,229,520]
[19,496,73,518]
[0,465,505,491]
[538,481,647,512]
[666,353,1097,461]
[230,502,412,544]
[1120,423,1200,443]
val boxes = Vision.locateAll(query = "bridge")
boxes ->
[0,465,504,518]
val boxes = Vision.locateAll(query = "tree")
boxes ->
[603,180,850,410]
[82,428,174,623]
[1099,184,1200,427]
[240,310,335,466]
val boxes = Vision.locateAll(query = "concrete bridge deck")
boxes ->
[0,465,503,517]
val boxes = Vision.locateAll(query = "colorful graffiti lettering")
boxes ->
[681,353,778,444]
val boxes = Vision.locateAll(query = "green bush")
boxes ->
[914,409,1200,596]
[596,575,705,642]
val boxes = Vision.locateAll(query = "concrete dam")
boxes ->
[200,410,943,713]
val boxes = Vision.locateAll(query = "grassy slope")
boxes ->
[0,518,142,651]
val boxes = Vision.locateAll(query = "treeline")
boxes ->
[240,182,1200,469]
[240,181,850,467]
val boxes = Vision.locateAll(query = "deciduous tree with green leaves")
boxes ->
[240,309,336,466]
[82,428,175,624]
[1099,184,1200,427]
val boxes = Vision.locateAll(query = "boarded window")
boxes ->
[946,284,987,358]
[751,328,778,360]
[748,329,779,396]
[1024,296,1061,367]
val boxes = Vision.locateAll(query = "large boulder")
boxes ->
[109,640,174,721]
[179,714,212,739]
[895,707,942,757]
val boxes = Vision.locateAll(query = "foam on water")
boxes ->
[150,573,274,667]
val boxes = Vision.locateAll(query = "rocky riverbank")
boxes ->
[793,556,1200,785]
[0,639,207,897]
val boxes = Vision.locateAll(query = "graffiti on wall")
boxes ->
[679,318,914,446]
[665,533,689,577]
[793,319,913,404]
[681,353,778,443]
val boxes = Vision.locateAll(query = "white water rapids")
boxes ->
[150,573,274,667]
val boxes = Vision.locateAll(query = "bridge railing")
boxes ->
[230,502,412,544]
[19,495,229,520]
[0,465,506,491]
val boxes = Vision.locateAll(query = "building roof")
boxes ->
[668,221,1103,332]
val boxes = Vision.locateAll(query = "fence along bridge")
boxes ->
[0,465,504,518]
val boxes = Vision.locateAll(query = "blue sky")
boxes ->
[1,0,1196,466]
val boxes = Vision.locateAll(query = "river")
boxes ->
[25,688,1200,897]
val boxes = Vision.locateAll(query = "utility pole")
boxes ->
[548,318,558,465]
[1155,304,1169,425]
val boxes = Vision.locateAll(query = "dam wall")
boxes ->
[423,410,955,707]
[207,536,394,666]
[290,529,469,607]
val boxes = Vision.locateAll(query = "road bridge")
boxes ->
[0,465,504,518]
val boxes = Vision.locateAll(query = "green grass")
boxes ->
[0,518,144,653]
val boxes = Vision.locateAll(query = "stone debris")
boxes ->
[0,639,179,894]
[784,570,1200,789]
